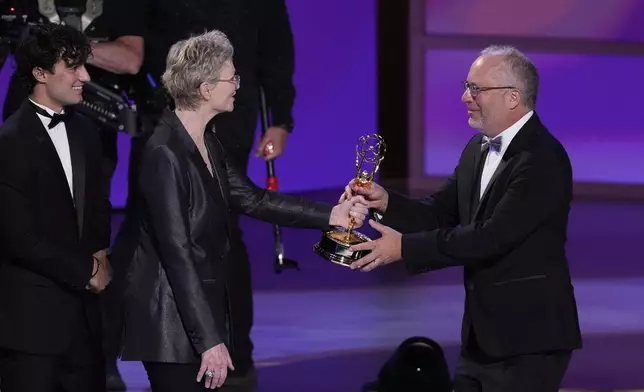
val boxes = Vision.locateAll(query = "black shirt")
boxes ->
[104,0,296,141]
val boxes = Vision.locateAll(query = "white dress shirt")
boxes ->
[479,110,533,198]
[30,99,74,198]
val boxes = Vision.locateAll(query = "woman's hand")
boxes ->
[196,343,235,389]
[329,195,369,229]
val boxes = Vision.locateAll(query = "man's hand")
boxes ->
[197,343,234,389]
[255,126,289,161]
[339,179,389,214]
[87,36,144,75]
[87,250,112,293]
[349,220,402,271]
[330,196,369,229]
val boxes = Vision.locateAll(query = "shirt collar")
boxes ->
[489,110,533,153]
[29,98,65,116]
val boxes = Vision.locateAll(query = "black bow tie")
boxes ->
[481,135,502,152]
[31,103,69,129]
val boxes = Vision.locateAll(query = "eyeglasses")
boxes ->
[218,74,240,89]
[462,81,515,98]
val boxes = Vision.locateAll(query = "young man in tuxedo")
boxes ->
[343,46,582,391]
[0,23,113,391]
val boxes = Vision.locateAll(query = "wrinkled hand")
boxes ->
[338,179,389,214]
[330,196,369,229]
[197,343,234,389]
[256,126,289,161]
[349,220,402,271]
[87,250,112,293]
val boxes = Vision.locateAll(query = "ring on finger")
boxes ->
[205,370,214,378]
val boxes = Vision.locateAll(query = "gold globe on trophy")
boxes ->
[314,134,386,267]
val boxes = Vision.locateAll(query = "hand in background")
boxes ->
[197,343,235,389]
[255,126,289,161]
[87,250,112,293]
[330,196,369,229]
[338,179,389,214]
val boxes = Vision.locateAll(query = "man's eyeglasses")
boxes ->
[462,81,514,98]
[219,74,241,89]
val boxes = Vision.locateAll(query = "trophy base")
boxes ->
[313,228,372,267]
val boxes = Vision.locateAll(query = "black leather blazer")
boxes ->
[114,112,332,363]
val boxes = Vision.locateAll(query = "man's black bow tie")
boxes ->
[481,135,502,152]
[31,103,70,129]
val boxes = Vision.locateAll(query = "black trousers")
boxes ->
[144,362,212,392]
[453,330,571,392]
[144,360,253,392]
[0,316,105,392]
[226,211,254,375]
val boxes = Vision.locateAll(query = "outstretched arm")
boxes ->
[403,156,570,274]
[379,171,460,233]
[226,158,333,229]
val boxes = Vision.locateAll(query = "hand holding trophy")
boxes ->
[314,134,386,267]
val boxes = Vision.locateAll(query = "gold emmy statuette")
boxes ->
[314,134,386,267]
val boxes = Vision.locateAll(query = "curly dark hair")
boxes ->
[14,23,92,93]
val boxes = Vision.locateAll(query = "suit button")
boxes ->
[467,282,474,291]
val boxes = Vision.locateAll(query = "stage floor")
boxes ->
[111,190,644,391]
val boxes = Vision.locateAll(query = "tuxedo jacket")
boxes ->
[0,100,112,355]
[382,113,582,358]
[112,112,332,363]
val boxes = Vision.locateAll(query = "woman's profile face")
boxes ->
[207,61,239,113]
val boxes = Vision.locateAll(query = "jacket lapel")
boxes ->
[161,112,228,208]
[472,157,507,220]
[459,134,484,225]
[22,101,77,220]
[470,113,543,221]
[205,130,230,206]
[65,114,86,238]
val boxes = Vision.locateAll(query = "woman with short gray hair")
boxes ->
[112,30,368,391]
[162,30,236,111]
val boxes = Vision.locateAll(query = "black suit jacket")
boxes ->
[381,113,582,358]
[0,100,112,355]
[113,112,332,363]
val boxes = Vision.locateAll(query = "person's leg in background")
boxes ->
[224,153,256,391]
[103,285,126,390]
[211,105,260,391]
[97,128,128,391]
[103,112,162,391]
